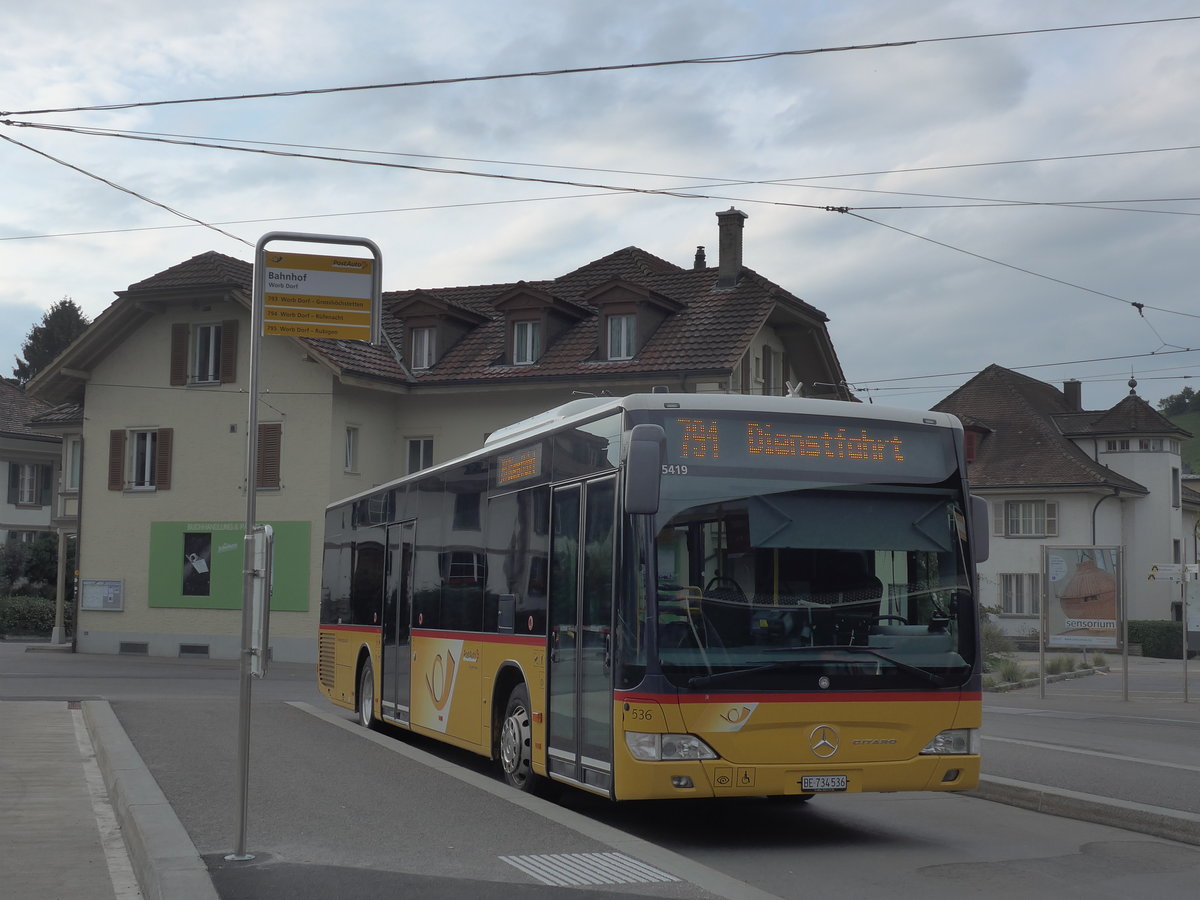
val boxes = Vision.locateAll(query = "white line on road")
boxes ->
[983,735,1200,773]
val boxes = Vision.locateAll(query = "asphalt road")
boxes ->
[4,642,1200,898]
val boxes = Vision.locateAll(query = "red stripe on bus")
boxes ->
[319,624,380,634]
[618,691,981,704]
[412,629,545,647]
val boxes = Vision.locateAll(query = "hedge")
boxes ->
[0,595,71,637]
[1128,620,1185,659]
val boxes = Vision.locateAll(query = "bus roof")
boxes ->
[328,392,963,510]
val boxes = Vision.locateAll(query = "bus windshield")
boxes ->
[651,485,975,692]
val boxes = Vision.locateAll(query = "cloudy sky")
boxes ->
[3,1,1198,412]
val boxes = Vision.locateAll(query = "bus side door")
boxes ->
[381,520,414,724]
[548,475,616,794]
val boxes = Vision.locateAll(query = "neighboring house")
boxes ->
[26,208,852,662]
[0,378,59,552]
[934,364,1199,638]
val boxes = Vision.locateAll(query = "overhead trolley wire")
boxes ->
[3,16,1197,117]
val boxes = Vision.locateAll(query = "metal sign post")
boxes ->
[228,232,382,862]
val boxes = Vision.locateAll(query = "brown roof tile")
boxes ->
[933,364,1147,493]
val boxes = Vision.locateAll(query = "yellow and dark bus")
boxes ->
[317,392,988,801]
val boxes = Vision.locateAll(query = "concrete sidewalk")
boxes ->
[0,698,217,900]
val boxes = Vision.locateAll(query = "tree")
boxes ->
[12,297,91,385]
[1157,386,1200,417]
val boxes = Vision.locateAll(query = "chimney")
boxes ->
[1063,379,1082,411]
[693,246,706,270]
[715,207,748,288]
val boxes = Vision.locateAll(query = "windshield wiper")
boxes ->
[820,646,956,688]
[686,646,964,689]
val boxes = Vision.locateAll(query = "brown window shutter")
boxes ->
[108,430,126,491]
[220,319,238,383]
[170,324,189,386]
[257,423,282,489]
[155,428,173,490]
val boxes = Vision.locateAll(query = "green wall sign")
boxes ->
[149,521,310,611]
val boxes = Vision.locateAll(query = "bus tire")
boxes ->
[499,684,540,793]
[357,657,376,729]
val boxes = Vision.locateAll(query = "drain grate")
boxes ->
[500,851,679,887]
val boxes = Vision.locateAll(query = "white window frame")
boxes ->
[345,426,359,473]
[994,499,1058,538]
[194,323,222,384]
[65,436,82,492]
[411,327,435,369]
[17,463,38,505]
[131,429,157,489]
[407,437,433,474]
[607,314,635,360]
[513,320,540,365]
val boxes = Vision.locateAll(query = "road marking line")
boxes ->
[983,735,1200,773]
[71,707,141,899]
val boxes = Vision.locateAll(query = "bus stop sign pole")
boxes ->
[228,232,382,862]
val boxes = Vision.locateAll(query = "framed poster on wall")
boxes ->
[80,579,124,611]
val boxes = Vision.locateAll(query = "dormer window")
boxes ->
[607,314,635,360]
[411,326,436,369]
[513,320,541,365]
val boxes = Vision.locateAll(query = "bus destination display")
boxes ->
[496,444,544,486]
[656,413,955,482]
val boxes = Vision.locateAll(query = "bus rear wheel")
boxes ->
[499,684,539,792]
[357,657,376,729]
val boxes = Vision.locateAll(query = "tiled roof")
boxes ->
[302,247,833,387]
[0,379,53,436]
[126,251,252,292]
[1060,395,1192,438]
[40,237,843,398]
[933,364,1147,493]
[27,402,83,428]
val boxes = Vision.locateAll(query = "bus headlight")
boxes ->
[920,729,979,755]
[626,732,718,761]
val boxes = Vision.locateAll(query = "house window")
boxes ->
[109,428,173,491]
[345,426,359,473]
[411,327,435,369]
[1138,438,1164,451]
[170,321,237,385]
[995,500,1058,537]
[761,348,781,396]
[65,437,82,492]
[1172,467,1181,508]
[132,430,158,488]
[1105,439,1130,452]
[607,314,635,360]
[8,462,51,507]
[18,463,37,504]
[194,324,222,383]
[513,320,540,365]
[407,437,433,474]
[1001,573,1042,615]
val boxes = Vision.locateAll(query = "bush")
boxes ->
[1128,620,1184,659]
[1045,656,1074,675]
[0,595,64,636]
[995,657,1025,684]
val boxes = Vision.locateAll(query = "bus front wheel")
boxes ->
[357,657,376,729]
[499,684,539,792]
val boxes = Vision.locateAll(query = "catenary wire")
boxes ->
[2,16,1195,117]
